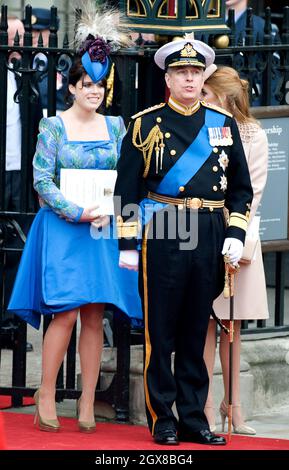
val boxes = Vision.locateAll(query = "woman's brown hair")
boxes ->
[65,55,107,111]
[204,66,257,124]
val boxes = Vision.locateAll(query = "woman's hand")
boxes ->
[79,205,100,222]
[91,215,110,229]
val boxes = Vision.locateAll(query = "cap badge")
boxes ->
[180,43,197,58]
[31,15,37,25]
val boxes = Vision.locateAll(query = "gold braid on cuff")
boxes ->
[228,212,249,232]
[116,216,139,238]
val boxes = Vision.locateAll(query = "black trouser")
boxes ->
[139,207,225,435]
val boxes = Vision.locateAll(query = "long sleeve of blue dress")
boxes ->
[33,117,84,221]
[33,115,126,222]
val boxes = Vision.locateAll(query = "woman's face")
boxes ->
[69,74,105,111]
[200,84,220,107]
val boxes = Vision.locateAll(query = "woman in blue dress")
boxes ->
[8,46,142,433]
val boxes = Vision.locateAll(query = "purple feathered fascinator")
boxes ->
[74,2,132,83]
[79,34,111,82]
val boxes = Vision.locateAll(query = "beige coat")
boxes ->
[213,123,269,320]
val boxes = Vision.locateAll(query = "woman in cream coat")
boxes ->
[201,66,269,435]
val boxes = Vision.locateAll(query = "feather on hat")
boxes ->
[74,1,131,83]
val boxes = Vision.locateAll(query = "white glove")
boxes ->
[119,250,139,271]
[222,238,243,265]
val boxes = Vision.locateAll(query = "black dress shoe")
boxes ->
[154,429,179,445]
[179,429,226,445]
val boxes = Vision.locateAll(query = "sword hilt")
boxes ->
[223,255,239,298]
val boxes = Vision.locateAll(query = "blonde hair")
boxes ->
[204,66,257,124]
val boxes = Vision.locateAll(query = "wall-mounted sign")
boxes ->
[252,106,289,243]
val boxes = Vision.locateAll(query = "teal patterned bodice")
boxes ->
[33,115,126,221]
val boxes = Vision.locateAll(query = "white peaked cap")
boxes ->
[154,38,215,70]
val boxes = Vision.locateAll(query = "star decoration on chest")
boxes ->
[219,175,227,192]
[218,150,229,172]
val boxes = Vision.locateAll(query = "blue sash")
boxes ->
[157,109,226,196]
[138,108,226,232]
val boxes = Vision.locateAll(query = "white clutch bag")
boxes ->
[240,215,260,264]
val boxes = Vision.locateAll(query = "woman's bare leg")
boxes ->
[78,303,104,422]
[39,309,78,419]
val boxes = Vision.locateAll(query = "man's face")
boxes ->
[225,0,247,9]
[165,66,204,105]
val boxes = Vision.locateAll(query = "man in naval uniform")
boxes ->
[114,37,253,446]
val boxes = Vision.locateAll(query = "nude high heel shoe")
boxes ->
[77,398,96,433]
[219,400,228,432]
[33,389,60,432]
[204,406,216,433]
[219,400,256,435]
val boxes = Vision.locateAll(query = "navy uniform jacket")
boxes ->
[114,100,253,250]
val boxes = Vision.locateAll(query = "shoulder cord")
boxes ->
[132,117,164,177]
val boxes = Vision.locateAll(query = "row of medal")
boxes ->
[208,126,233,147]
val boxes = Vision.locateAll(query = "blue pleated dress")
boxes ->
[8,115,143,329]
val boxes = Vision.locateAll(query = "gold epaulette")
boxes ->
[201,100,233,118]
[131,103,166,120]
